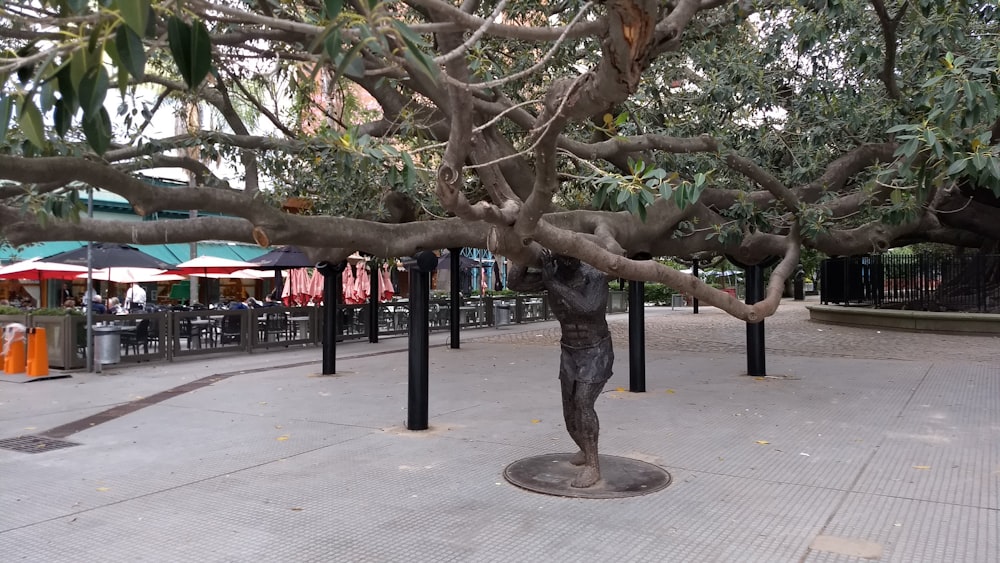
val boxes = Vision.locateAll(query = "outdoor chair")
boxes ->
[121,318,150,356]
[220,315,242,344]
[146,318,161,352]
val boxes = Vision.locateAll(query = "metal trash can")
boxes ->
[93,325,122,365]
[671,294,686,310]
[494,302,511,326]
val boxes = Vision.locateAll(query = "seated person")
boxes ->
[107,297,125,315]
[90,295,107,314]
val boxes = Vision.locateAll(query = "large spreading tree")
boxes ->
[1,0,998,320]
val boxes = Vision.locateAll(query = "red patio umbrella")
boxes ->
[171,255,259,276]
[0,257,88,280]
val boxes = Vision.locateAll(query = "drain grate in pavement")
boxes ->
[0,435,80,454]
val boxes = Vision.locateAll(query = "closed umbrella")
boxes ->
[342,265,356,304]
[284,268,310,305]
[307,269,325,304]
[379,265,395,301]
[354,265,371,303]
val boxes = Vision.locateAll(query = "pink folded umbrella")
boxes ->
[354,264,371,303]
[379,265,395,301]
[342,265,356,304]
[283,268,309,306]
[308,269,325,304]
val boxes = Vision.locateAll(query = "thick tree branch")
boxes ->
[869,0,908,100]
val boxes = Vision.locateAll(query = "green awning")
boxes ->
[1,241,269,266]
[1,241,86,263]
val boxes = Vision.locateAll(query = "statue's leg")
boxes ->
[569,380,605,488]
[561,377,586,465]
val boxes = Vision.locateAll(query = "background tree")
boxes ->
[0,0,997,321]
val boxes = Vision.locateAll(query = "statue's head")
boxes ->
[553,254,580,270]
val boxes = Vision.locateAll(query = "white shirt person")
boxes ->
[124,283,147,311]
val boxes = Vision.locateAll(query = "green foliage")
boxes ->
[167,17,212,90]
[31,307,82,316]
[643,283,677,306]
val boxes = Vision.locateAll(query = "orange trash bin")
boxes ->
[26,327,49,377]
[3,324,27,375]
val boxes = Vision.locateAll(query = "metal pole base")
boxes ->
[504,453,671,498]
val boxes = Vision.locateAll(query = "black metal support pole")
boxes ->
[692,259,700,314]
[628,279,646,392]
[449,248,461,349]
[368,260,379,343]
[273,269,283,300]
[745,264,766,376]
[407,251,437,430]
[318,261,345,375]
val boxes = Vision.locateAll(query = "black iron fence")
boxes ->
[1,291,631,369]
[820,254,999,312]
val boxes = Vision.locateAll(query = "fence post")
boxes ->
[692,259,700,314]
[318,261,345,375]
[976,254,986,312]
[407,251,437,431]
[628,278,646,393]
[449,248,461,349]
[369,260,380,344]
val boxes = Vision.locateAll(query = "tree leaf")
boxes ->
[115,0,149,36]
[82,106,112,155]
[945,158,967,177]
[0,95,13,140]
[324,0,343,19]
[115,25,146,79]
[167,17,212,89]
[78,65,109,119]
[56,64,77,110]
[392,21,437,79]
[53,98,74,137]
[323,29,342,62]
[17,96,46,148]
[69,48,88,89]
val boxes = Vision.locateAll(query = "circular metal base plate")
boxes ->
[503,453,672,498]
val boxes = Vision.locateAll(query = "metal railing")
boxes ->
[820,254,999,312]
[1,290,629,368]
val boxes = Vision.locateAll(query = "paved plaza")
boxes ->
[1,297,998,562]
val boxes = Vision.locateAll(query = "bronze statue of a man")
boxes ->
[510,252,612,487]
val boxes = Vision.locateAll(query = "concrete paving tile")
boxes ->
[802,492,999,563]
[1,299,998,562]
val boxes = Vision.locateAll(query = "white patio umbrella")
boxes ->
[193,268,275,280]
[0,257,88,280]
[170,255,259,276]
[76,267,183,284]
